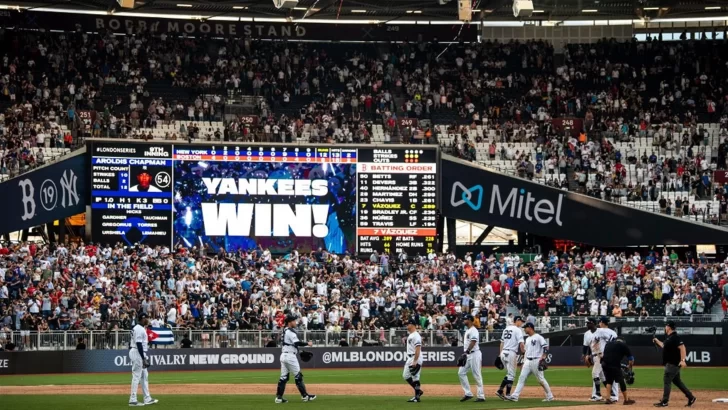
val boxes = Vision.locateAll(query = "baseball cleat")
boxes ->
[475,398,486,402]
[302,395,316,402]
[624,399,636,405]
[686,397,696,407]
[128,402,145,407]
[605,399,617,405]
[543,397,555,402]
[591,396,605,402]
[505,396,518,402]
[495,391,506,400]
[143,399,158,405]
[275,397,288,404]
[407,397,420,403]
[653,401,668,407]
[460,395,473,402]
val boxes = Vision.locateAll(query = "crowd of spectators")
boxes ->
[0,240,726,351]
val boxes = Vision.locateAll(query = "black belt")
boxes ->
[408,354,414,357]
[527,357,539,360]
[503,350,517,353]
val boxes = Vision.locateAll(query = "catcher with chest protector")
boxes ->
[276,315,316,404]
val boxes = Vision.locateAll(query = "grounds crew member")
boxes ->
[652,321,696,407]
[601,338,636,405]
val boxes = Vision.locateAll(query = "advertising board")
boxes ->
[0,346,723,375]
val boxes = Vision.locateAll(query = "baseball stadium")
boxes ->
[2,0,728,410]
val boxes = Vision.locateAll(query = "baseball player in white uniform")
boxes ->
[128,314,158,407]
[276,315,316,404]
[458,314,485,402]
[496,316,525,400]
[403,318,424,403]
[588,317,619,402]
[507,322,554,402]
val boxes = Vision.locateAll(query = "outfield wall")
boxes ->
[0,346,723,375]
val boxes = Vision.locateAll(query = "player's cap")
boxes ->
[587,317,597,325]
[138,313,148,321]
[599,316,610,325]
[666,320,677,330]
[522,322,535,329]
[285,315,298,323]
[407,318,419,326]
[463,313,474,321]
[513,316,524,323]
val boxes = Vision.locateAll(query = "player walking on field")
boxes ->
[128,314,158,407]
[276,315,316,404]
[457,314,485,402]
[506,322,554,402]
[496,316,525,400]
[588,317,620,402]
[403,318,424,403]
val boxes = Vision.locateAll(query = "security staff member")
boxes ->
[652,321,697,407]
[601,338,635,405]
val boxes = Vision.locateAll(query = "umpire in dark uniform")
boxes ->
[602,338,636,405]
[652,321,697,407]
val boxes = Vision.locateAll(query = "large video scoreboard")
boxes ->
[89,142,438,256]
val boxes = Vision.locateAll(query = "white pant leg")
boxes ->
[470,351,484,399]
[610,381,620,400]
[533,361,553,399]
[502,351,517,381]
[511,359,533,399]
[141,368,151,402]
[279,353,290,380]
[129,349,143,402]
[403,358,413,380]
[403,358,422,382]
[458,360,472,397]
[286,355,301,377]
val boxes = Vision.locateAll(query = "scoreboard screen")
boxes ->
[89,142,438,256]
[90,143,173,246]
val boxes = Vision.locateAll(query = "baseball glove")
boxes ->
[538,359,548,371]
[584,355,593,367]
[457,354,467,367]
[494,356,505,370]
[300,350,314,363]
[143,358,151,369]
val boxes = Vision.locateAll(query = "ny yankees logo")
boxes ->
[60,169,79,207]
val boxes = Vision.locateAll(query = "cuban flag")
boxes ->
[147,327,175,345]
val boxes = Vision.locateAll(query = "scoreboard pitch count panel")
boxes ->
[89,142,438,255]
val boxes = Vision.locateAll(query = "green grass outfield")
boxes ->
[1,367,726,390]
[0,395,585,410]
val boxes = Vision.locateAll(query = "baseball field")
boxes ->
[1,366,727,410]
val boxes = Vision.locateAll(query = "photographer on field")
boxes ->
[651,321,697,407]
[602,337,636,405]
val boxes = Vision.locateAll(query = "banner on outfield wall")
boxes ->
[442,155,728,246]
[0,11,478,42]
[0,346,723,375]
[0,151,87,235]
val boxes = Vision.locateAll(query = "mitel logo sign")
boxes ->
[450,182,565,226]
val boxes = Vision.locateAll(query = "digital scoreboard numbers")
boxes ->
[357,148,438,257]
[90,143,173,246]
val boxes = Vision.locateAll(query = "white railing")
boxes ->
[1,315,721,351]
